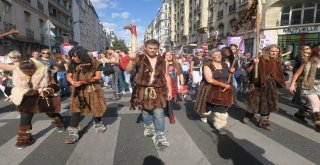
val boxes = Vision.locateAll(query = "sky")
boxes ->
[91,0,163,44]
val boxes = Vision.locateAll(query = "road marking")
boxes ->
[0,120,55,164]
[0,111,20,120]
[0,122,7,128]
[269,113,320,144]
[157,117,211,165]
[65,117,121,165]
[227,117,316,165]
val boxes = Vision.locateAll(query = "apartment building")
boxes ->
[144,0,171,52]
[0,0,50,55]
[72,0,107,52]
[168,0,320,56]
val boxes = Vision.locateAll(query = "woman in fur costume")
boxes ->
[243,44,286,131]
[195,49,234,135]
[162,51,185,124]
[64,47,106,144]
[289,45,320,131]
[0,54,64,149]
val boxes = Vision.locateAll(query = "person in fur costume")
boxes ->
[126,39,173,150]
[289,45,320,132]
[64,47,107,144]
[0,54,64,149]
[194,49,234,135]
[162,51,185,124]
[243,44,286,131]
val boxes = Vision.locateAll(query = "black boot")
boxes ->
[312,112,320,132]
[293,107,310,124]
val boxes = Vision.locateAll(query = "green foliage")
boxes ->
[112,39,129,54]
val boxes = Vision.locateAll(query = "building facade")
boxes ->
[0,0,50,55]
[166,0,320,57]
[144,0,171,53]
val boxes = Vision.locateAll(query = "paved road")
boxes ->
[0,87,319,165]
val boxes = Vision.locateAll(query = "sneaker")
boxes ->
[152,134,170,150]
[16,114,21,119]
[121,91,126,94]
[129,88,133,93]
[64,127,79,144]
[143,123,155,137]
[94,121,106,134]
[200,117,207,123]
[293,112,308,124]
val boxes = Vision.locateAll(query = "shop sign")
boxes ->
[280,26,319,34]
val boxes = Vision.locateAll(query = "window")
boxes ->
[239,0,248,5]
[218,24,224,38]
[0,1,10,22]
[280,3,319,26]
[39,19,44,28]
[24,11,31,29]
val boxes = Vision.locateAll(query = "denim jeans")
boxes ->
[124,71,132,90]
[142,108,165,134]
[111,65,120,93]
[232,76,238,99]
[118,70,126,92]
[57,71,70,96]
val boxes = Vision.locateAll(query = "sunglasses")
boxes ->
[42,52,50,54]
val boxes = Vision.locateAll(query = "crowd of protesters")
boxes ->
[1,29,320,151]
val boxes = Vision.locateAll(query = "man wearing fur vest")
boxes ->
[243,44,286,131]
[0,52,64,149]
[126,39,173,150]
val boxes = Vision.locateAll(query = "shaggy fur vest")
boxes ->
[11,59,49,106]
[302,57,320,90]
[70,58,106,117]
[246,57,286,114]
[131,55,168,110]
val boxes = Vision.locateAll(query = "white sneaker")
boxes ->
[121,91,126,94]
[16,114,21,119]
[129,88,133,93]
[200,117,207,123]
[152,134,170,150]
[144,123,155,137]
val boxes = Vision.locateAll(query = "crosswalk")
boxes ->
[0,88,319,165]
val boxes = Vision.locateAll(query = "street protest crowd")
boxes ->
[0,29,319,151]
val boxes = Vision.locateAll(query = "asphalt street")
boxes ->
[0,83,319,165]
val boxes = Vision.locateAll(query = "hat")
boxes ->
[7,50,21,58]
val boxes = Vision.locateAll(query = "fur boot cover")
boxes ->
[213,112,228,129]
[11,59,49,106]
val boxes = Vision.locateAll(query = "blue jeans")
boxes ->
[118,70,126,92]
[123,71,132,90]
[57,71,70,96]
[142,108,165,134]
[232,76,238,99]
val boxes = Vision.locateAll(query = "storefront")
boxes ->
[277,25,320,59]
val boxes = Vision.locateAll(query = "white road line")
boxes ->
[157,117,211,165]
[65,117,121,165]
[0,120,55,164]
[227,117,316,165]
[0,122,7,128]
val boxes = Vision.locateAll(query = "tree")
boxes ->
[112,39,129,54]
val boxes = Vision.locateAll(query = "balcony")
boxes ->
[26,29,34,39]
[229,4,236,14]
[217,10,224,20]
[208,16,214,23]
[4,22,16,31]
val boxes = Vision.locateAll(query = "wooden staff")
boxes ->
[123,24,137,53]
[254,0,262,79]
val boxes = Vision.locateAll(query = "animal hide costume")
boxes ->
[130,55,168,110]
[195,62,233,117]
[246,57,286,114]
[11,59,60,113]
[70,58,106,117]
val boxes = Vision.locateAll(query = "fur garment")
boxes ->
[130,55,168,110]
[213,112,228,129]
[11,59,49,106]
[70,58,106,117]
